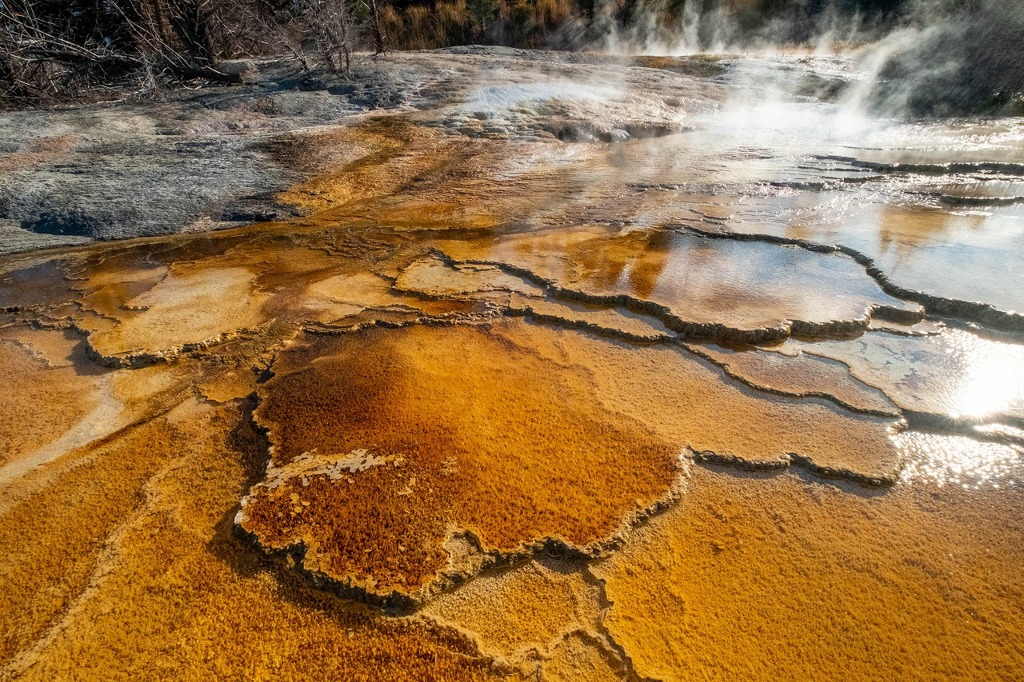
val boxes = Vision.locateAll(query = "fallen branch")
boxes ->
[16,43,242,83]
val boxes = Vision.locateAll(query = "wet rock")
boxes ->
[431,224,922,342]
[214,194,305,223]
[21,209,110,237]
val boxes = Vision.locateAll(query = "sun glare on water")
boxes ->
[897,431,1022,489]
[947,333,1024,420]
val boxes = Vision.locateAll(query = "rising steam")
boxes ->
[580,0,1024,117]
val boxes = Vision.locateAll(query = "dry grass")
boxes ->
[380,0,575,50]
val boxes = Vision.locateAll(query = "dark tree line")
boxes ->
[872,0,1024,115]
[0,0,918,105]
[2,0,1020,114]
[0,0,388,104]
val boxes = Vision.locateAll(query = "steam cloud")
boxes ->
[579,0,1024,116]
[866,0,1024,116]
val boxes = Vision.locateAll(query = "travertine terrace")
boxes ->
[1,48,1022,679]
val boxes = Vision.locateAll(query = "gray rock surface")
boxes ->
[0,47,722,255]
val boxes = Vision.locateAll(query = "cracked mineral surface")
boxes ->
[0,47,1022,679]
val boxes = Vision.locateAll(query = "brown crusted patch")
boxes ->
[4,399,501,681]
[487,321,903,482]
[342,196,507,232]
[238,321,683,602]
[421,559,604,664]
[0,328,108,471]
[0,405,187,666]
[84,261,270,362]
[542,631,624,682]
[594,465,1024,680]
[276,116,447,215]
[631,55,728,78]
[0,135,78,174]
[238,319,905,603]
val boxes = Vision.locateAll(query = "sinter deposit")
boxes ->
[0,48,1022,680]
